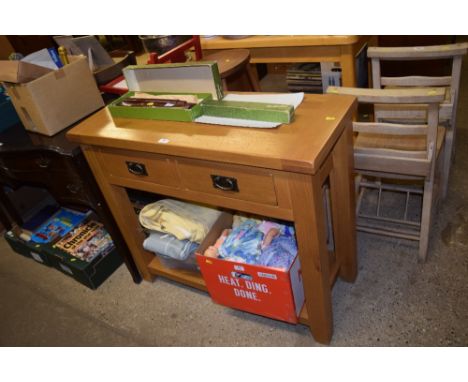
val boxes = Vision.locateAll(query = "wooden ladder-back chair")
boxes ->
[147,35,260,92]
[327,86,446,262]
[367,43,468,198]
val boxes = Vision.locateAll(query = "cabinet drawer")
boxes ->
[0,151,67,173]
[177,159,278,205]
[98,148,180,187]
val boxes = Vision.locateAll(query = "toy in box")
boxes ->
[107,62,224,122]
[196,213,305,324]
[30,207,90,244]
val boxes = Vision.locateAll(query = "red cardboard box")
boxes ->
[196,213,305,323]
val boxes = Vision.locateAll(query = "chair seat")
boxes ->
[203,49,251,78]
[355,125,446,153]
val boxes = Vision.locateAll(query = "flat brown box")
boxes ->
[2,56,104,136]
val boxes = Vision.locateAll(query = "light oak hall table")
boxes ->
[66,93,357,344]
[201,35,376,87]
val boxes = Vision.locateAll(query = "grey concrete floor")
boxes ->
[1,44,468,347]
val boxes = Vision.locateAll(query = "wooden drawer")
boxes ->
[97,147,180,187]
[0,151,69,173]
[177,159,278,205]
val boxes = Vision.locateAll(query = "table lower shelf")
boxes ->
[146,252,341,326]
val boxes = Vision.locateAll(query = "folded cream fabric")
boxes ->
[139,199,221,243]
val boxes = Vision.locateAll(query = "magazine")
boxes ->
[54,220,114,262]
[30,208,89,244]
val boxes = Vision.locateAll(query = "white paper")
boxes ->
[195,116,281,128]
[21,49,59,70]
[222,92,304,109]
[195,92,304,128]
[113,79,128,90]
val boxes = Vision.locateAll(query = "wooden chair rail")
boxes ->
[381,75,452,87]
[367,43,468,59]
[353,122,428,135]
[327,86,445,104]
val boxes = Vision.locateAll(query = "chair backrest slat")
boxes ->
[367,43,468,60]
[354,147,428,160]
[353,122,427,135]
[381,76,452,87]
[327,86,445,104]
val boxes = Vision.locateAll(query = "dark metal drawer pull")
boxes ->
[126,161,148,176]
[211,175,239,192]
[66,183,81,194]
[35,157,51,168]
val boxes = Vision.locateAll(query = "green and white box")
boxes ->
[201,99,294,123]
[108,62,224,122]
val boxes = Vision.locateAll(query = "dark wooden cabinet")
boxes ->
[6,35,57,56]
[0,122,141,284]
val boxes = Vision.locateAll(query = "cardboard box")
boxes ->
[4,230,53,266]
[93,51,136,85]
[5,218,123,289]
[0,60,52,84]
[201,99,294,123]
[43,218,122,289]
[108,62,223,122]
[1,56,104,136]
[196,213,305,324]
[44,244,122,290]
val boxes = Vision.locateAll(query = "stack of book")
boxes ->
[54,220,114,263]
[286,63,323,93]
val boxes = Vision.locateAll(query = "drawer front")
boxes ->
[177,159,278,205]
[98,147,180,187]
[0,151,66,173]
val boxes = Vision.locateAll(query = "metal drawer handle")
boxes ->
[211,175,239,192]
[126,161,148,176]
[66,183,80,194]
[35,157,51,168]
[0,159,8,171]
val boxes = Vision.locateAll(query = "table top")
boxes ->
[201,35,361,50]
[66,93,356,175]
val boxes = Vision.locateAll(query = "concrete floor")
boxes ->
[1,45,468,347]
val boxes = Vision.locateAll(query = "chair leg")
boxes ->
[221,78,228,91]
[418,178,435,263]
[246,63,261,92]
[441,123,454,199]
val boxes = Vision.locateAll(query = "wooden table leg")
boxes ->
[290,171,333,344]
[340,45,357,88]
[330,123,357,282]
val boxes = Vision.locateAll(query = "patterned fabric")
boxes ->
[218,218,297,270]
